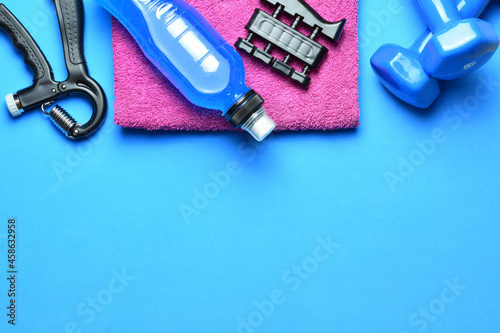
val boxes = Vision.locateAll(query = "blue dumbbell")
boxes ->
[416,0,499,80]
[370,0,497,108]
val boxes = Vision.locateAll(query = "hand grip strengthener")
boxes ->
[0,0,107,139]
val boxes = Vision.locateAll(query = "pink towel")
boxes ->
[111,0,359,131]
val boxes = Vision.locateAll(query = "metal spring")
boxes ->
[48,105,78,137]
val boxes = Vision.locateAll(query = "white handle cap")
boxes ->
[5,93,22,117]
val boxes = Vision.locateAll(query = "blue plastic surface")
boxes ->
[415,0,499,79]
[94,0,250,114]
[1,0,500,332]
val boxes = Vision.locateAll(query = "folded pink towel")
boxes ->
[111,0,359,131]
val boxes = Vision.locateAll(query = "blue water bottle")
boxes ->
[95,0,276,141]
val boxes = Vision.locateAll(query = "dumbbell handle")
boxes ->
[408,0,493,54]
[415,0,466,31]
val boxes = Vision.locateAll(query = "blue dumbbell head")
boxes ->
[370,36,440,109]
[370,0,494,108]
[416,0,499,80]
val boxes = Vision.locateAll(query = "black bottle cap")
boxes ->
[225,89,264,128]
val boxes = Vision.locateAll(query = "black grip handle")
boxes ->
[0,4,52,82]
[54,0,86,67]
[263,0,346,41]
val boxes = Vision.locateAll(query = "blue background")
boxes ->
[0,0,499,332]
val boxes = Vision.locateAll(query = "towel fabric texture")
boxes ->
[111,0,359,131]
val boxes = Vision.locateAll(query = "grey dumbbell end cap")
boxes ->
[5,93,22,117]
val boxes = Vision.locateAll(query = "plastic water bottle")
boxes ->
[95,0,276,141]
